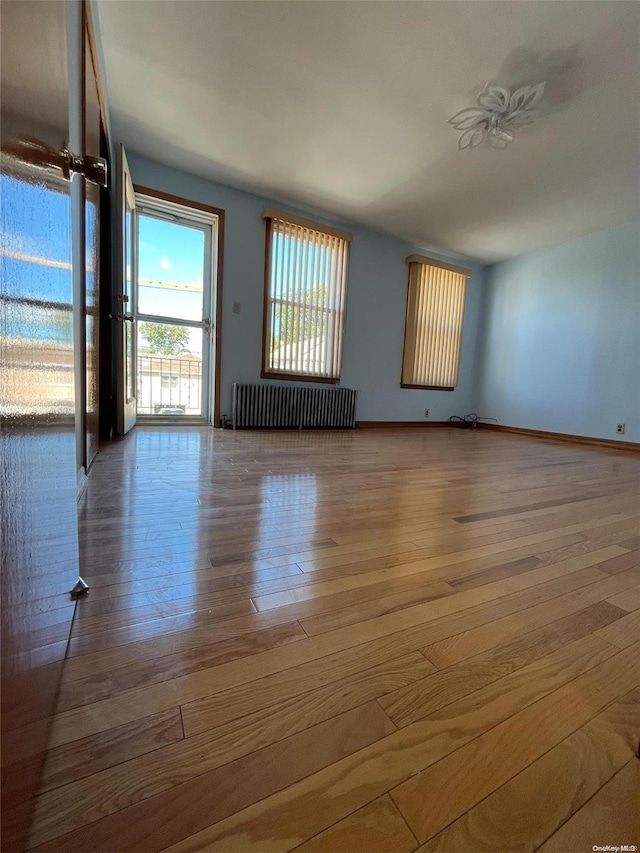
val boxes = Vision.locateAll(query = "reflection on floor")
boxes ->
[18,428,640,850]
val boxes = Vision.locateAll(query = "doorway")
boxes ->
[132,189,223,425]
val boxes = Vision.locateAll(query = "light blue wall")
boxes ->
[128,154,484,422]
[477,221,640,443]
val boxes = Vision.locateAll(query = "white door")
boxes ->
[116,144,137,434]
[134,193,216,422]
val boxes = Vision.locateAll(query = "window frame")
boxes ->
[260,210,352,384]
[132,184,226,426]
[400,254,471,392]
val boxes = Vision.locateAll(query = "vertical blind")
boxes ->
[401,255,471,389]
[263,210,352,381]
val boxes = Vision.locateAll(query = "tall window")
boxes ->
[262,209,352,383]
[401,255,471,390]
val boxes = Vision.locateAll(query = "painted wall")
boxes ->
[477,221,640,443]
[128,154,484,423]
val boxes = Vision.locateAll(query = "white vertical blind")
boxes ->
[402,258,470,389]
[263,212,351,380]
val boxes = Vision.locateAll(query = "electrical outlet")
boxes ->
[232,301,241,314]
[616,423,626,434]
[424,409,430,418]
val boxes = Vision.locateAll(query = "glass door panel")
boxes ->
[135,199,214,422]
[137,215,205,322]
[137,324,203,416]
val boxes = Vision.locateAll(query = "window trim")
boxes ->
[261,210,351,384]
[262,208,353,243]
[400,383,455,392]
[400,255,471,391]
[405,254,471,277]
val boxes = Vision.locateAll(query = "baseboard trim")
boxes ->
[478,422,640,452]
[357,421,454,429]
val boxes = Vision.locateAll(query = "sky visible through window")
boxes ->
[135,215,335,359]
[137,214,205,355]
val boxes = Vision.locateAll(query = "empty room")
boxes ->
[2,1,639,852]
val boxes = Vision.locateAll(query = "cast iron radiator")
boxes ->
[231,383,358,429]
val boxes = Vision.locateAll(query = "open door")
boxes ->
[1,1,82,846]
[115,144,137,434]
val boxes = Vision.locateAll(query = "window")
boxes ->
[161,374,179,390]
[262,208,352,382]
[401,255,471,390]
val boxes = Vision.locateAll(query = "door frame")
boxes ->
[133,185,225,427]
[135,196,213,422]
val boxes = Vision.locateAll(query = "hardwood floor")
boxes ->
[7,427,640,852]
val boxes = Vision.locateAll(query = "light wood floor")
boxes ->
[12,428,640,851]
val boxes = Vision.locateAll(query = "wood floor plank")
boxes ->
[42,556,621,750]
[27,654,431,847]
[595,609,640,648]
[296,532,582,587]
[69,592,259,638]
[453,492,614,524]
[538,758,640,852]
[296,534,426,574]
[512,496,630,531]
[297,547,629,637]
[607,582,640,612]
[85,531,569,621]
[63,602,291,658]
[227,542,424,576]
[582,513,640,541]
[416,687,640,852]
[445,555,544,591]
[56,621,307,713]
[596,550,640,575]
[379,601,626,728]
[161,636,632,852]
[293,795,418,853]
[296,554,570,639]
[180,638,438,737]
[420,565,640,669]
[619,532,640,551]
[72,563,305,612]
[534,534,635,565]
[1,709,183,809]
[272,579,457,632]
[57,611,302,685]
[180,566,609,735]
[390,643,640,844]
[30,702,396,851]
[254,534,627,611]
[254,578,456,620]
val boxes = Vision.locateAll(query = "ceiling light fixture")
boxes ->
[448,82,545,150]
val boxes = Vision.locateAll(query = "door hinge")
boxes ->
[61,147,108,188]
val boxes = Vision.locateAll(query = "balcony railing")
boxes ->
[137,354,202,416]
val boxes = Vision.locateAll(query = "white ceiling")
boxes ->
[96,0,639,263]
